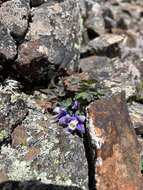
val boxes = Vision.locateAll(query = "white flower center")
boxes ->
[68,120,78,130]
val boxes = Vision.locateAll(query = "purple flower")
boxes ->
[72,100,80,110]
[75,115,86,123]
[76,124,85,134]
[53,106,67,121]
[59,114,72,127]
[53,105,86,135]
[66,114,86,134]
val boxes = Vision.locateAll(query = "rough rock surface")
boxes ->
[0,0,143,189]
[0,0,30,42]
[0,23,17,62]
[0,180,84,190]
[87,92,143,190]
[16,0,81,82]
[80,55,141,98]
[128,102,143,135]
[88,34,124,57]
[0,93,28,142]
[0,91,88,190]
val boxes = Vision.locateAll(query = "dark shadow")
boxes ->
[0,180,84,190]
[83,129,96,190]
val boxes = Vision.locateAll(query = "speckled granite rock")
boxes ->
[128,102,143,135]
[0,0,30,42]
[0,93,28,143]
[80,52,142,98]
[0,23,17,62]
[0,91,88,190]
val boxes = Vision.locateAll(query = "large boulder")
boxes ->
[0,92,88,189]
[87,92,143,190]
[0,0,30,42]
[16,0,81,82]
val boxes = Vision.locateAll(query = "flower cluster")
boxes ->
[53,101,85,135]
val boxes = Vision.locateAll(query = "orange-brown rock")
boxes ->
[12,126,27,147]
[0,169,8,183]
[87,92,143,190]
[25,147,40,161]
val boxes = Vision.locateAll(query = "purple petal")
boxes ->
[76,124,85,134]
[53,106,67,120]
[59,114,72,126]
[74,115,86,124]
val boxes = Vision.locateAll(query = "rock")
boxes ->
[63,73,90,92]
[0,180,84,190]
[12,126,27,147]
[80,55,141,98]
[0,23,17,62]
[0,169,8,183]
[16,0,81,82]
[87,92,143,190]
[0,93,28,143]
[128,102,143,135]
[0,93,88,189]
[0,0,30,42]
[88,34,124,57]
[84,2,105,35]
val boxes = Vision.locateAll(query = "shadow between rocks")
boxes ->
[0,180,84,190]
[83,130,96,190]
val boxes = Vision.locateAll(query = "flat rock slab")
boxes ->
[80,55,141,98]
[0,92,88,190]
[88,34,124,54]
[87,92,143,190]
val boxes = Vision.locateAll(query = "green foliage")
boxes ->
[59,79,105,113]
[75,80,104,107]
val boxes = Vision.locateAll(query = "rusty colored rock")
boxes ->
[87,92,143,190]
[25,147,40,161]
[0,169,8,183]
[12,126,27,147]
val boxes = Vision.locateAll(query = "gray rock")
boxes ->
[80,54,141,98]
[84,2,105,35]
[0,93,28,142]
[0,91,88,189]
[0,0,30,42]
[0,23,17,62]
[16,0,81,82]
[88,34,124,57]
[128,102,143,135]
